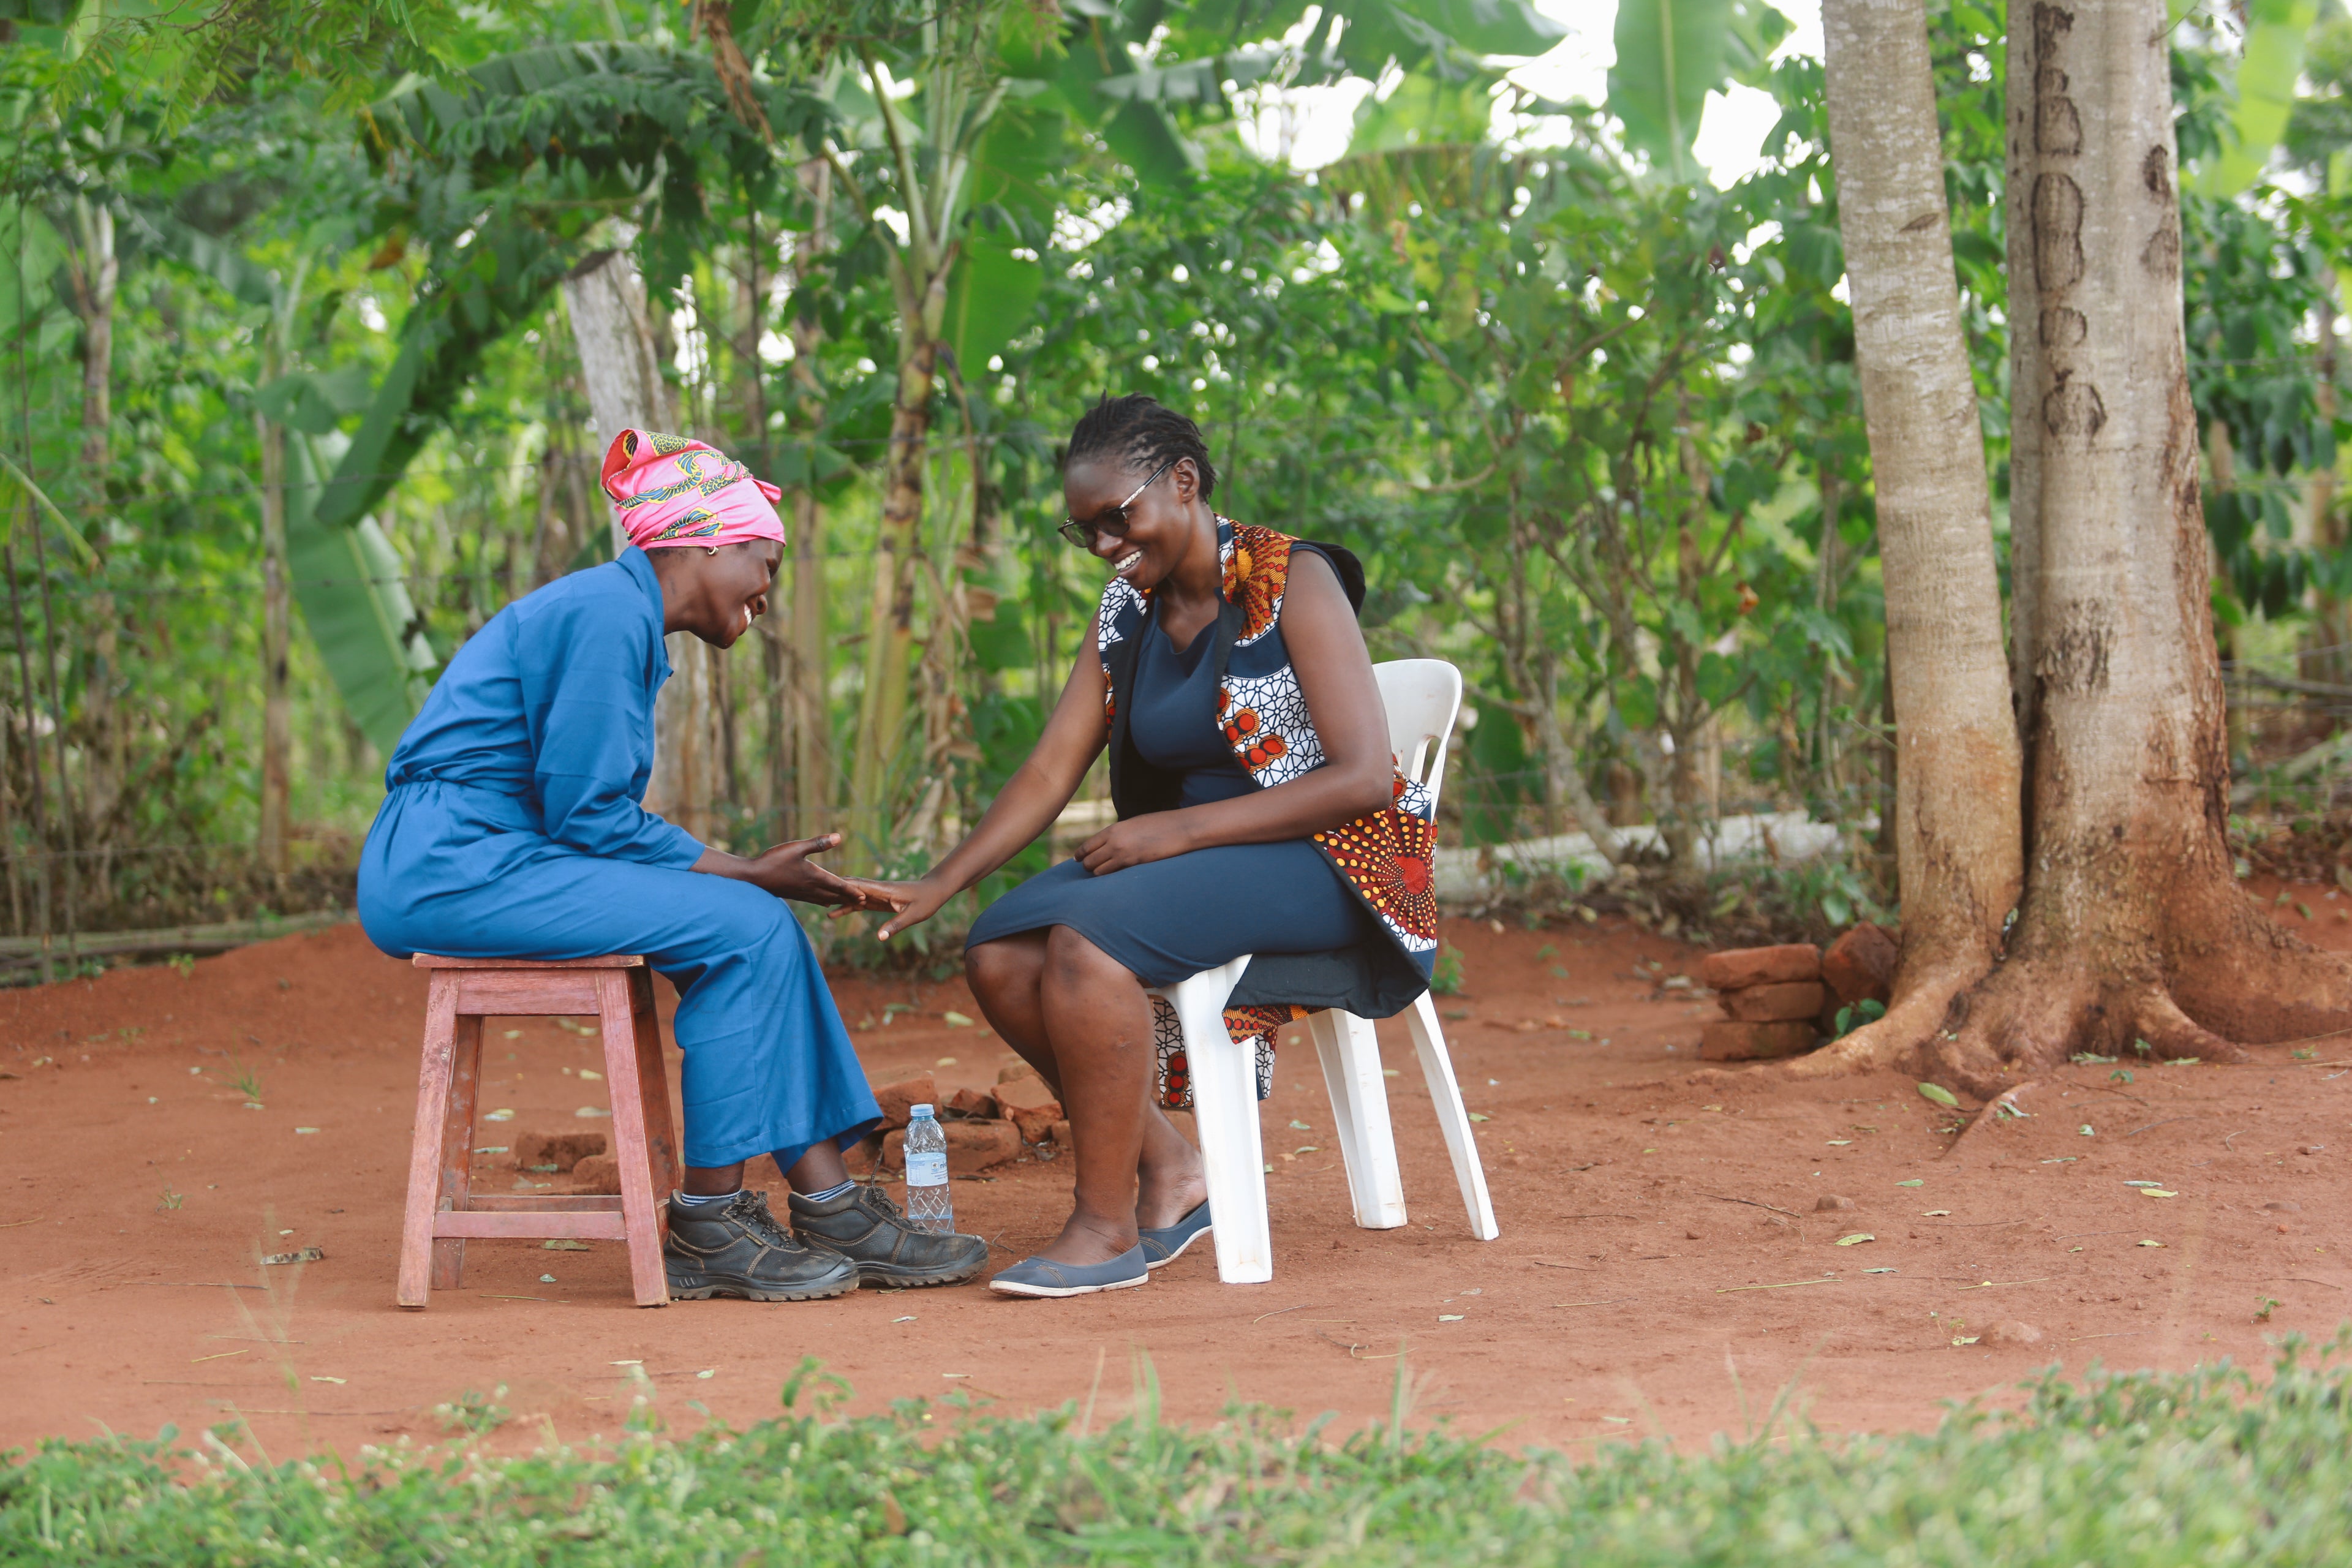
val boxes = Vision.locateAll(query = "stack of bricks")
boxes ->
[1696,943,1827,1061]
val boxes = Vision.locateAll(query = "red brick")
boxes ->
[570,1153,620,1193]
[1718,981,1828,1022]
[1698,944,1821,990]
[943,1085,995,1119]
[990,1074,1064,1142]
[997,1062,1042,1085]
[1822,922,1899,1007]
[1047,1119,1074,1150]
[1697,1020,1819,1061]
[870,1073,937,1130]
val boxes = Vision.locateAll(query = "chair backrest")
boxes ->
[1372,658,1463,812]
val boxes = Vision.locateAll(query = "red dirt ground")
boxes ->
[4,885,2349,1458]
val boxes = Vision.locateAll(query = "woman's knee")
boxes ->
[1042,924,1133,987]
[966,936,1042,1004]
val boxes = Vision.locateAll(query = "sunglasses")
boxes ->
[1058,458,1175,548]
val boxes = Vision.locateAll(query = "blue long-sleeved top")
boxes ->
[380,546,703,869]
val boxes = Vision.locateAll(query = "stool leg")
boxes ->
[429,1011,485,1292]
[628,968,681,1205]
[398,974,461,1308]
[600,970,671,1306]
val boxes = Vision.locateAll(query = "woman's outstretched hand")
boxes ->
[735,834,864,907]
[837,875,954,940]
[1076,815,1193,876]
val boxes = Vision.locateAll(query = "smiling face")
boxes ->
[652,539,782,647]
[1062,456,1211,595]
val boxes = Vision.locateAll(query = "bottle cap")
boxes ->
[910,1103,934,1117]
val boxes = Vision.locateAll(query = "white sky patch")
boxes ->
[1240,0,1824,184]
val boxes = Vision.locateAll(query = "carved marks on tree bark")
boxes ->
[2029,4,2100,443]
[2140,145,2180,277]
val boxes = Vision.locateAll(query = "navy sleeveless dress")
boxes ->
[965,592,1375,984]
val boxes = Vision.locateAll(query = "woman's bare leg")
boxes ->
[970,927,1206,1253]
[966,932,1059,1088]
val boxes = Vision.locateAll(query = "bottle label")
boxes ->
[905,1152,949,1188]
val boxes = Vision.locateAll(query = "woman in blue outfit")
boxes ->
[856,396,1439,1298]
[360,428,986,1302]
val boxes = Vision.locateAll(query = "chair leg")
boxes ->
[1308,1009,1406,1229]
[1405,991,1499,1241]
[397,974,462,1308]
[600,970,671,1306]
[1170,958,1271,1284]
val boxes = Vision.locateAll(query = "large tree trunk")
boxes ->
[562,247,721,843]
[1821,0,2352,1091]
[1801,0,2025,1076]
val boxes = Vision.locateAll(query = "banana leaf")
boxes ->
[284,433,437,757]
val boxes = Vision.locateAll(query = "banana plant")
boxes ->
[138,211,439,758]
[2195,0,2323,197]
[758,0,1564,862]
[1608,0,1790,185]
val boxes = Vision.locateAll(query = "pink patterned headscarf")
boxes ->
[599,428,786,551]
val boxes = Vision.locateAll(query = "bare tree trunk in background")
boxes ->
[1660,424,1709,874]
[68,197,121,833]
[847,296,946,871]
[562,247,720,843]
[1812,458,1842,805]
[1884,0,2352,1091]
[256,415,292,878]
[2209,418,2250,761]
[2304,290,2343,685]
[1801,0,2024,1079]
[784,159,832,840]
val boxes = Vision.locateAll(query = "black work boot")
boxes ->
[788,1183,989,1288]
[664,1191,859,1302]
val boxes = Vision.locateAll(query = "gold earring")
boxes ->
[703,545,718,556]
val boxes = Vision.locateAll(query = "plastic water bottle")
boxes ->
[903,1105,955,1234]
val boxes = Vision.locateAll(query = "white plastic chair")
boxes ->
[1148,657,1499,1284]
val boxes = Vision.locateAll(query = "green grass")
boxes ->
[10,1341,2352,1564]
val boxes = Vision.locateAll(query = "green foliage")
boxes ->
[2197,0,2321,197]
[1832,995,1884,1038]
[3,0,2349,946]
[1430,940,1464,993]
[12,1346,2352,1561]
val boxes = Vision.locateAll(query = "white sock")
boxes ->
[798,1180,855,1202]
[674,1189,740,1211]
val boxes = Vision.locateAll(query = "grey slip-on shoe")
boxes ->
[1138,1200,1213,1270]
[987,1244,1151,1298]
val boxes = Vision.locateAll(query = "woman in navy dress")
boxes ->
[857,396,1440,1297]
[360,428,986,1301]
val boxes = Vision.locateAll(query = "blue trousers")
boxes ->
[359,782,878,1170]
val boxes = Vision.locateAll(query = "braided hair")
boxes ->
[1064,394,1219,502]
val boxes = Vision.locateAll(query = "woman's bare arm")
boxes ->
[843,646,1110,935]
[1072,548,1391,875]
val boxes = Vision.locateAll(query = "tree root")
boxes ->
[1943,1080,2040,1160]
[1781,956,1988,1082]
[1787,882,2352,1091]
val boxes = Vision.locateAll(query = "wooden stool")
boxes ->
[396,955,681,1308]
